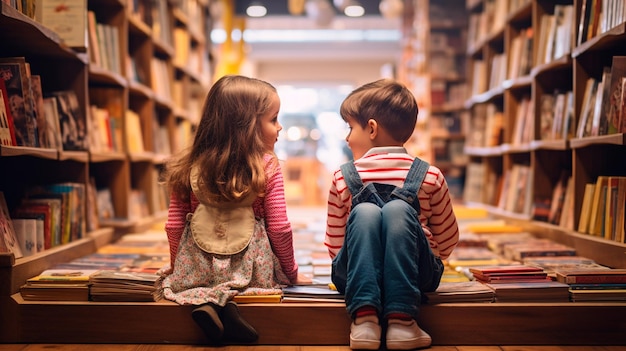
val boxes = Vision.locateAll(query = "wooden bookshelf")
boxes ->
[464,0,626,251]
[0,0,213,342]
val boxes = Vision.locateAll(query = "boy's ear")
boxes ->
[367,119,378,139]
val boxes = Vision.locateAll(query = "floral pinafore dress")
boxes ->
[159,171,289,307]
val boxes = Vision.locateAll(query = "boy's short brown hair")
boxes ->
[340,79,418,143]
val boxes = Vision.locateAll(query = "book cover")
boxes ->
[20,282,90,301]
[588,176,609,236]
[13,202,52,251]
[577,183,596,233]
[24,197,62,250]
[606,56,626,134]
[29,75,49,148]
[0,57,38,147]
[35,0,87,49]
[555,269,626,284]
[0,192,23,258]
[486,280,570,302]
[232,294,282,304]
[425,281,495,304]
[51,90,88,151]
[41,96,63,150]
[30,268,100,283]
[0,79,17,146]
[282,285,344,300]
[12,218,37,257]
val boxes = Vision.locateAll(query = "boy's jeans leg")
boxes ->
[331,202,384,317]
[381,200,443,319]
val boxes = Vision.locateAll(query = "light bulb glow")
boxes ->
[246,4,267,17]
[344,5,364,17]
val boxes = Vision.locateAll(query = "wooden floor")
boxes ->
[2,345,626,350]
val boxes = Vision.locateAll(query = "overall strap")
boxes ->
[391,158,430,212]
[339,161,363,196]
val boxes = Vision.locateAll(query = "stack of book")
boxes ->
[485,280,571,302]
[425,281,495,304]
[89,270,162,302]
[281,284,344,303]
[469,265,549,284]
[20,268,98,301]
[555,268,626,302]
[522,256,609,279]
[469,265,570,302]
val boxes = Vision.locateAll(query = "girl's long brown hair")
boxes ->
[165,75,278,204]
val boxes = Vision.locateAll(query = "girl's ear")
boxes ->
[367,119,378,140]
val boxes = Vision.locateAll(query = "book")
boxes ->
[0,57,38,147]
[20,282,90,301]
[0,192,23,258]
[604,176,626,241]
[588,176,609,236]
[50,90,88,151]
[35,0,87,49]
[486,280,571,302]
[13,201,53,252]
[614,177,626,243]
[87,10,101,67]
[0,79,17,146]
[232,294,282,303]
[555,269,626,284]
[570,288,626,302]
[471,271,549,284]
[41,96,63,150]
[576,77,598,138]
[29,268,100,283]
[12,218,37,257]
[22,198,62,250]
[281,285,344,300]
[469,265,544,275]
[577,183,596,234]
[29,75,49,148]
[523,256,608,277]
[425,281,495,304]
[606,57,626,134]
[89,270,162,302]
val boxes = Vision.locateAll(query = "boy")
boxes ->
[325,79,459,350]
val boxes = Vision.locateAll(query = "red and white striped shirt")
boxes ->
[165,154,299,283]
[325,147,459,260]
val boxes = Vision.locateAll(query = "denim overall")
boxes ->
[331,158,444,319]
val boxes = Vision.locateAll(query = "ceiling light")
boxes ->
[344,4,364,17]
[379,0,403,19]
[246,3,267,17]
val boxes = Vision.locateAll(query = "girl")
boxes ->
[159,75,304,344]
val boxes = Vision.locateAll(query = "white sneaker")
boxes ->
[385,318,432,350]
[350,316,381,350]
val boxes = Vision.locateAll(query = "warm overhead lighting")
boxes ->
[379,0,403,19]
[246,3,267,17]
[344,4,364,17]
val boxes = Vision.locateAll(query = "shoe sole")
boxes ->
[350,337,381,350]
[386,336,432,350]
[221,301,259,343]
[191,305,224,341]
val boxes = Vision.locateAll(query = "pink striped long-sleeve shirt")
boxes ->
[165,154,299,283]
[325,147,459,260]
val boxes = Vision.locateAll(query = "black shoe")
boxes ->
[192,303,224,342]
[221,301,259,343]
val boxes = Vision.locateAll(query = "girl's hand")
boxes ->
[295,272,313,285]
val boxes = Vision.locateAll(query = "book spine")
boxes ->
[565,275,626,284]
